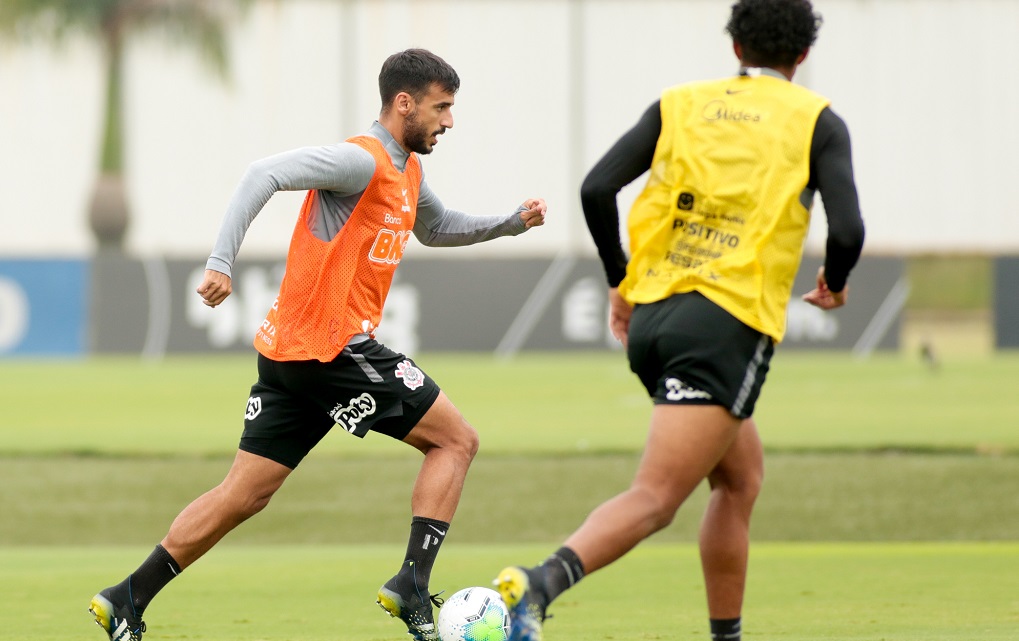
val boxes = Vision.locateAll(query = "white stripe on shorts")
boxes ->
[731,334,771,417]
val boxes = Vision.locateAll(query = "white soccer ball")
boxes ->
[437,586,510,641]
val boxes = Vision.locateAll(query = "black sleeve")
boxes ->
[809,107,866,293]
[580,101,662,287]
[581,102,865,292]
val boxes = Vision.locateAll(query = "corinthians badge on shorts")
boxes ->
[395,360,425,390]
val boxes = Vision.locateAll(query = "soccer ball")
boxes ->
[437,586,510,641]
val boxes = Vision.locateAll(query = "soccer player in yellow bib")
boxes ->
[494,2,865,641]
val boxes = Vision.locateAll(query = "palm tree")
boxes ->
[0,0,252,252]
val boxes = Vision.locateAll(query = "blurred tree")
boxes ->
[0,0,252,253]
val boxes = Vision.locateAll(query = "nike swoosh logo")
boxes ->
[428,524,447,536]
[726,89,747,95]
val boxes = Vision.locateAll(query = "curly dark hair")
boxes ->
[379,48,460,109]
[725,0,823,67]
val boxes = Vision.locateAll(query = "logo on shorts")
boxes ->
[395,360,425,390]
[330,393,377,433]
[245,396,262,420]
[664,378,712,402]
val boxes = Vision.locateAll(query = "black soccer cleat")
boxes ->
[377,579,445,641]
[88,589,146,641]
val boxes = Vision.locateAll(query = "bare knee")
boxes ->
[423,410,479,461]
[710,461,764,507]
[209,451,292,522]
[739,456,765,502]
[448,417,480,462]
[407,400,480,462]
[630,485,682,533]
[241,490,275,518]
[216,480,278,521]
[649,507,677,532]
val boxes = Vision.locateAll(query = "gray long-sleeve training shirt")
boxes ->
[206,121,528,277]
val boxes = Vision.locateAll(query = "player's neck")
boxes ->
[377,110,414,152]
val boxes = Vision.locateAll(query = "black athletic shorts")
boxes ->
[239,339,441,469]
[626,291,774,419]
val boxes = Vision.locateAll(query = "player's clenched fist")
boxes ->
[196,269,233,307]
[519,198,547,228]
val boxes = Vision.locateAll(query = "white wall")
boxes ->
[0,0,1016,258]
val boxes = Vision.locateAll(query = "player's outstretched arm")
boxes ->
[196,269,233,308]
[412,183,547,246]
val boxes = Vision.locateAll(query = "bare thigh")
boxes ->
[401,391,478,455]
[632,404,743,510]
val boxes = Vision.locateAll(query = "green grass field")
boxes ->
[2,351,1018,456]
[1,351,1017,640]
[2,544,1017,640]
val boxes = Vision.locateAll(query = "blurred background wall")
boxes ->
[3,0,1017,258]
[0,0,1016,354]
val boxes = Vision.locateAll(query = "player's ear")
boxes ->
[394,91,415,116]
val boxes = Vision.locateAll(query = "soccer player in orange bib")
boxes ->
[89,49,546,641]
[494,2,864,640]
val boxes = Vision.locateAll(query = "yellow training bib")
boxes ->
[621,74,829,342]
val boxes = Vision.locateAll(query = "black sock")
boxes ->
[117,545,182,616]
[392,516,449,593]
[539,546,585,604]
[710,617,741,641]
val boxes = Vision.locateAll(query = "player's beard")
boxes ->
[403,110,443,155]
